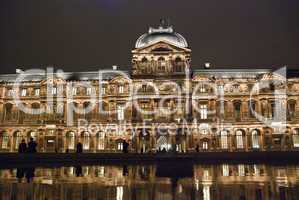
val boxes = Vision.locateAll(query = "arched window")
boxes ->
[4,103,13,121]
[174,57,183,72]
[234,101,241,121]
[67,132,75,150]
[288,100,296,119]
[1,132,9,149]
[236,130,244,149]
[252,130,260,149]
[82,132,90,150]
[14,131,22,150]
[220,131,228,149]
[248,100,256,118]
[157,57,166,72]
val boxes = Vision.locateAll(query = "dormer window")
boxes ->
[52,87,57,95]
[34,88,40,96]
[7,89,14,97]
[72,87,77,95]
[86,87,92,95]
[200,85,206,93]
[21,89,27,97]
[118,85,124,94]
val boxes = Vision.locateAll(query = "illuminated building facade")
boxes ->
[0,22,299,153]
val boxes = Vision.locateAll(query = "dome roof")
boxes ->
[135,25,188,49]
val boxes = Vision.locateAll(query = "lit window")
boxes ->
[72,87,77,95]
[34,88,40,96]
[30,131,37,140]
[118,85,124,93]
[252,130,259,149]
[200,104,208,119]
[203,185,210,200]
[102,87,106,95]
[117,105,124,121]
[293,129,299,147]
[52,87,57,95]
[116,186,123,200]
[1,133,9,149]
[221,131,228,149]
[117,142,123,151]
[222,164,229,176]
[254,165,260,176]
[7,89,14,97]
[200,85,206,93]
[236,130,244,149]
[68,132,75,150]
[203,141,208,150]
[98,132,105,150]
[21,89,27,97]
[86,87,92,95]
[238,165,245,176]
[83,132,90,150]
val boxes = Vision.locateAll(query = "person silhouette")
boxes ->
[16,168,25,183]
[25,167,35,183]
[18,139,27,153]
[27,137,37,153]
[76,142,83,153]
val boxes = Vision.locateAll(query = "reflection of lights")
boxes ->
[254,165,260,176]
[117,186,123,200]
[195,179,199,191]
[238,165,245,177]
[178,184,183,193]
[203,170,209,180]
[203,185,210,200]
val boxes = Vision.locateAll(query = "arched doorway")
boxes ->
[156,129,171,152]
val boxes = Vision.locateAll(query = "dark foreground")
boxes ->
[0,151,299,168]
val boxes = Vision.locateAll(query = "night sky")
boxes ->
[0,0,298,74]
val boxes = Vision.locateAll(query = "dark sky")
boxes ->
[0,0,298,74]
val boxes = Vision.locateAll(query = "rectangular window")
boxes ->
[34,88,40,96]
[21,89,27,97]
[117,105,124,121]
[203,141,208,150]
[7,89,14,97]
[221,131,228,149]
[200,104,208,119]
[238,165,245,176]
[236,131,244,149]
[118,86,124,94]
[52,87,57,95]
[200,85,206,93]
[86,88,92,95]
[72,87,77,95]
[293,134,299,147]
[252,131,260,149]
[1,134,9,149]
[117,143,123,151]
[222,164,229,176]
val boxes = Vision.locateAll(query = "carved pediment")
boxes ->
[132,41,191,54]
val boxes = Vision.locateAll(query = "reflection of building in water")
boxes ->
[0,164,299,199]
[0,21,299,153]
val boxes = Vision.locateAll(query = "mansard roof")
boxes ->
[0,69,130,83]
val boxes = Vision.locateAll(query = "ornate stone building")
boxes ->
[0,22,299,153]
